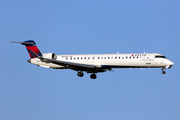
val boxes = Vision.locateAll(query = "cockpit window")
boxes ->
[155,55,166,58]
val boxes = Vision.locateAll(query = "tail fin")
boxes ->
[7,40,42,58]
[23,40,42,58]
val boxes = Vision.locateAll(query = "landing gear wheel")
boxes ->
[161,67,166,74]
[90,74,97,79]
[77,72,84,77]
[162,71,166,74]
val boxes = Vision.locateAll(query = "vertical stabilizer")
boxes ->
[23,40,42,58]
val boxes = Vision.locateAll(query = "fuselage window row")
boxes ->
[66,56,140,60]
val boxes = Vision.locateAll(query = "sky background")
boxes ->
[0,0,180,120]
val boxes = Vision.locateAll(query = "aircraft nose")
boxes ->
[166,60,174,68]
[169,61,174,65]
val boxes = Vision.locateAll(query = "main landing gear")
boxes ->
[90,73,97,79]
[77,72,97,79]
[77,71,84,77]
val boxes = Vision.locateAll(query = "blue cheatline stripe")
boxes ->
[27,49,34,58]
[38,51,43,56]
[29,50,39,58]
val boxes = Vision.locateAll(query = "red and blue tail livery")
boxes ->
[23,40,42,58]
[6,40,42,58]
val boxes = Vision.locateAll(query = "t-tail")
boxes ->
[6,40,42,58]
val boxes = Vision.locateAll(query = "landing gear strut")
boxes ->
[77,71,84,77]
[90,74,97,79]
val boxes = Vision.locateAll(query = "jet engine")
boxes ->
[42,53,57,60]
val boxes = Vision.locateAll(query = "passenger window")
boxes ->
[119,57,120,59]
[108,57,110,59]
[115,57,117,59]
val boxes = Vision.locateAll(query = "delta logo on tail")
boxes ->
[24,40,42,58]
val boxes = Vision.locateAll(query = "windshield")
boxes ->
[155,55,166,58]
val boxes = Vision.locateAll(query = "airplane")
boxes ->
[7,40,174,79]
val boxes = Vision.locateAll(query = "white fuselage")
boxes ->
[29,53,174,70]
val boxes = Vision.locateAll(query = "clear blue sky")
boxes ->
[1,0,180,120]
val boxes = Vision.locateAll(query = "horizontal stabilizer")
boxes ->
[6,41,34,45]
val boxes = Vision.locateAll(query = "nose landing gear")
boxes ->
[161,67,166,74]
[162,71,166,74]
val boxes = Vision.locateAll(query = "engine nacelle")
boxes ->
[42,53,57,60]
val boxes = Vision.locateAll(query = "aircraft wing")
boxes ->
[42,58,100,68]
[29,50,102,71]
